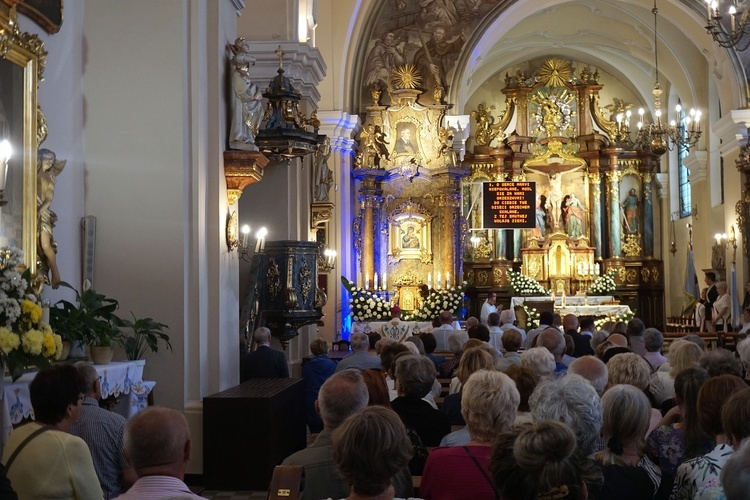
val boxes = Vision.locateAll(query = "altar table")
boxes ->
[0,360,154,447]
[511,296,615,308]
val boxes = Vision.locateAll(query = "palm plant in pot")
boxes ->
[49,281,122,363]
[117,315,171,362]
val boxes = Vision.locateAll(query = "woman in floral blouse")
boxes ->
[647,367,712,476]
[670,375,746,500]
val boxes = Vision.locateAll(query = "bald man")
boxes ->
[568,356,608,396]
[116,407,201,499]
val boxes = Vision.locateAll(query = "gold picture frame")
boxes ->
[0,6,46,274]
[387,200,432,263]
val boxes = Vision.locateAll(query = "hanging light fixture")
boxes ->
[705,0,750,50]
[635,1,702,157]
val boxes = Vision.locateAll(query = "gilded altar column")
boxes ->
[607,170,622,257]
[588,172,603,258]
[642,172,654,257]
[353,171,387,285]
[437,192,461,283]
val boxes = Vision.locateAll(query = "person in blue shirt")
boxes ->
[302,338,337,433]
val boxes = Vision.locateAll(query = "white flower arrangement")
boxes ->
[506,270,549,297]
[588,268,617,296]
[0,247,63,380]
[404,283,467,322]
[594,310,636,330]
[521,304,540,330]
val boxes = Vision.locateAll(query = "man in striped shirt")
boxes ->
[71,362,135,499]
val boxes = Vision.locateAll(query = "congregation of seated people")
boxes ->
[284,307,750,500]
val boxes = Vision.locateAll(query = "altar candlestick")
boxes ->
[374,273,378,291]
[365,274,370,290]
[437,272,442,290]
[446,272,451,288]
[382,272,387,290]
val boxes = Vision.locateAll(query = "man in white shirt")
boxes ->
[500,309,527,343]
[480,292,500,324]
[431,311,455,351]
[524,310,554,349]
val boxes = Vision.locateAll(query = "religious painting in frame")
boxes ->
[387,200,432,264]
[0,12,45,275]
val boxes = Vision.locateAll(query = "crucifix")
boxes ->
[275,45,284,69]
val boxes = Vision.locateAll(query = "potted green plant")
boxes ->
[117,314,171,362]
[49,281,122,363]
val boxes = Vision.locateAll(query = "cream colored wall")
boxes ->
[19,0,241,419]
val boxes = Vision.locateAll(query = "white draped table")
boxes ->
[511,296,631,317]
[0,361,154,447]
[510,296,615,308]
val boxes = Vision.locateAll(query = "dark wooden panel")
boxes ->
[203,378,306,490]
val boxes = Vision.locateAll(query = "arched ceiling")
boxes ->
[453,0,738,114]
[345,0,744,115]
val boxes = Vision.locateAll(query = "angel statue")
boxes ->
[37,149,66,288]
[470,104,504,147]
[228,37,264,151]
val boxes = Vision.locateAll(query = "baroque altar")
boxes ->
[461,58,665,328]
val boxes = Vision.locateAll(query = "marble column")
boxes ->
[588,172,603,258]
[607,170,622,257]
[354,171,387,287]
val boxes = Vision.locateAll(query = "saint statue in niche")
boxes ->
[228,38,264,151]
[621,188,639,233]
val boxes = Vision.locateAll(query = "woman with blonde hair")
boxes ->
[596,384,668,499]
[421,370,519,499]
[443,347,496,426]
[650,339,703,407]
[607,353,661,434]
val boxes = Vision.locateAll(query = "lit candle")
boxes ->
[382,272,387,290]
[365,274,370,290]
[374,273,378,291]
[241,225,250,249]
[446,272,451,288]
[577,262,583,276]
[427,273,432,289]
[595,263,601,275]
[730,5,737,32]
[437,272,442,290]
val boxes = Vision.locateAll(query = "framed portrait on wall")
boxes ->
[0,12,45,274]
[387,200,432,263]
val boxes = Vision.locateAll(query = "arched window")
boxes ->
[677,103,692,218]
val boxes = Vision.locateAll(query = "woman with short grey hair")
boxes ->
[421,370,519,499]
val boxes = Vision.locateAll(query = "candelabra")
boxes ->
[318,248,337,273]
[237,226,267,262]
[616,2,703,157]
[705,0,750,51]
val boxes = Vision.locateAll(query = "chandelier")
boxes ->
[705,0,750,50]
[618,1,702,157]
